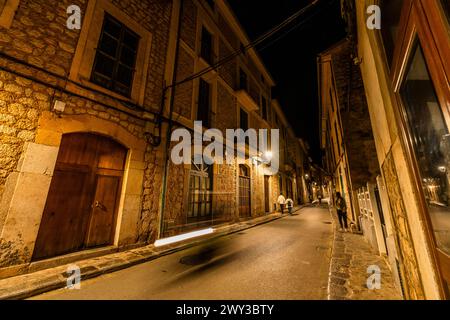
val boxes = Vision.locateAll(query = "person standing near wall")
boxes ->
[335,192,348,232]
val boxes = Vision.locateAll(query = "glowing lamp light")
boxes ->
[154,228,214,247]
[264,151,273,160]
[438,166,446,173]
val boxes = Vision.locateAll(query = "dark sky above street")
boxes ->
[228,0,347,163]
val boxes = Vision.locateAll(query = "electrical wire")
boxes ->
[168,0,322,89]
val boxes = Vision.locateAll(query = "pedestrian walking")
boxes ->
[335,192,348,232]
[286,198,294,215]
[277,193,286,214]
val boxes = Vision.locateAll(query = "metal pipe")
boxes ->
[158,0,184,240]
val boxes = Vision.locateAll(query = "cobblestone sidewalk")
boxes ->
[328,209,402,300]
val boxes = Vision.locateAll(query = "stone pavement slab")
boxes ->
[328,208,402,300]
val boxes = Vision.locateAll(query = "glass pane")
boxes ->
[123,30,139,50]
[442,0,450,24]
[400,43,450,255]
[104,16,121,38]
[93,54,114,77]
[116,64,133,86]
[120,46,137,67]
[99,34,118,57]
[380,0,403,66]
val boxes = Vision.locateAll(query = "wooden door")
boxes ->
[264,176,270,213]
[85,174,122,247]
[239,165,251,218]
[33,133,127,260]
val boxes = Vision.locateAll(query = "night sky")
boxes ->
[228,0,347,163]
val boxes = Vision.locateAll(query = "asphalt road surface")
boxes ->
[31,206,333,300]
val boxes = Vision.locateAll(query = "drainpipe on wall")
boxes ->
[157,0,183,240]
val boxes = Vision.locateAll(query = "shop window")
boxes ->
[91,13,140,97]
[400,43,450,256]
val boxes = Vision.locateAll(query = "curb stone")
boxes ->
[327,207,402,300]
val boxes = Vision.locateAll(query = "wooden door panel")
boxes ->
[264,176,270,212]
[239,176,251,217]
[85,175,121,247]
[32,133,127,261]
[33,169,92,260]
[56,133,100,167]
[97,138,127,170]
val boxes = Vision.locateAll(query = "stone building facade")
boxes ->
[0,0,306,279]
[340,0,450,299]
[0,0,171,277]
[318,39,380,223]
[159,0,304,237]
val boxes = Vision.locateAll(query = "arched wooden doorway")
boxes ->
[239,164,251,218]
[32,133,127,260]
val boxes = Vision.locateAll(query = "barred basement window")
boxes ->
[91,14,140,97]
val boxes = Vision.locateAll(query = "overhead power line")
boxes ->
[167,0,322,89]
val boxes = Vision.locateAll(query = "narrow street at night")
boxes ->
[31,207,332,300]
[1,0,449,307]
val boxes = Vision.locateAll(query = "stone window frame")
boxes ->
[68,0,152,106]
[196,18,218,67]
[0,0,19,28]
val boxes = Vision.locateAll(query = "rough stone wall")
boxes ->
[111,0,172,111]
[331,41,379,189]
[163,150,187,235]
[218,39,236,90]
[214,162,237,221]
[137,145,164,244]
[215,82,236,131]
[180,0,197,51]
[382,152,425,299]
[0,72,49,200]
[173,47,194,118]
[218,13,238,50]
